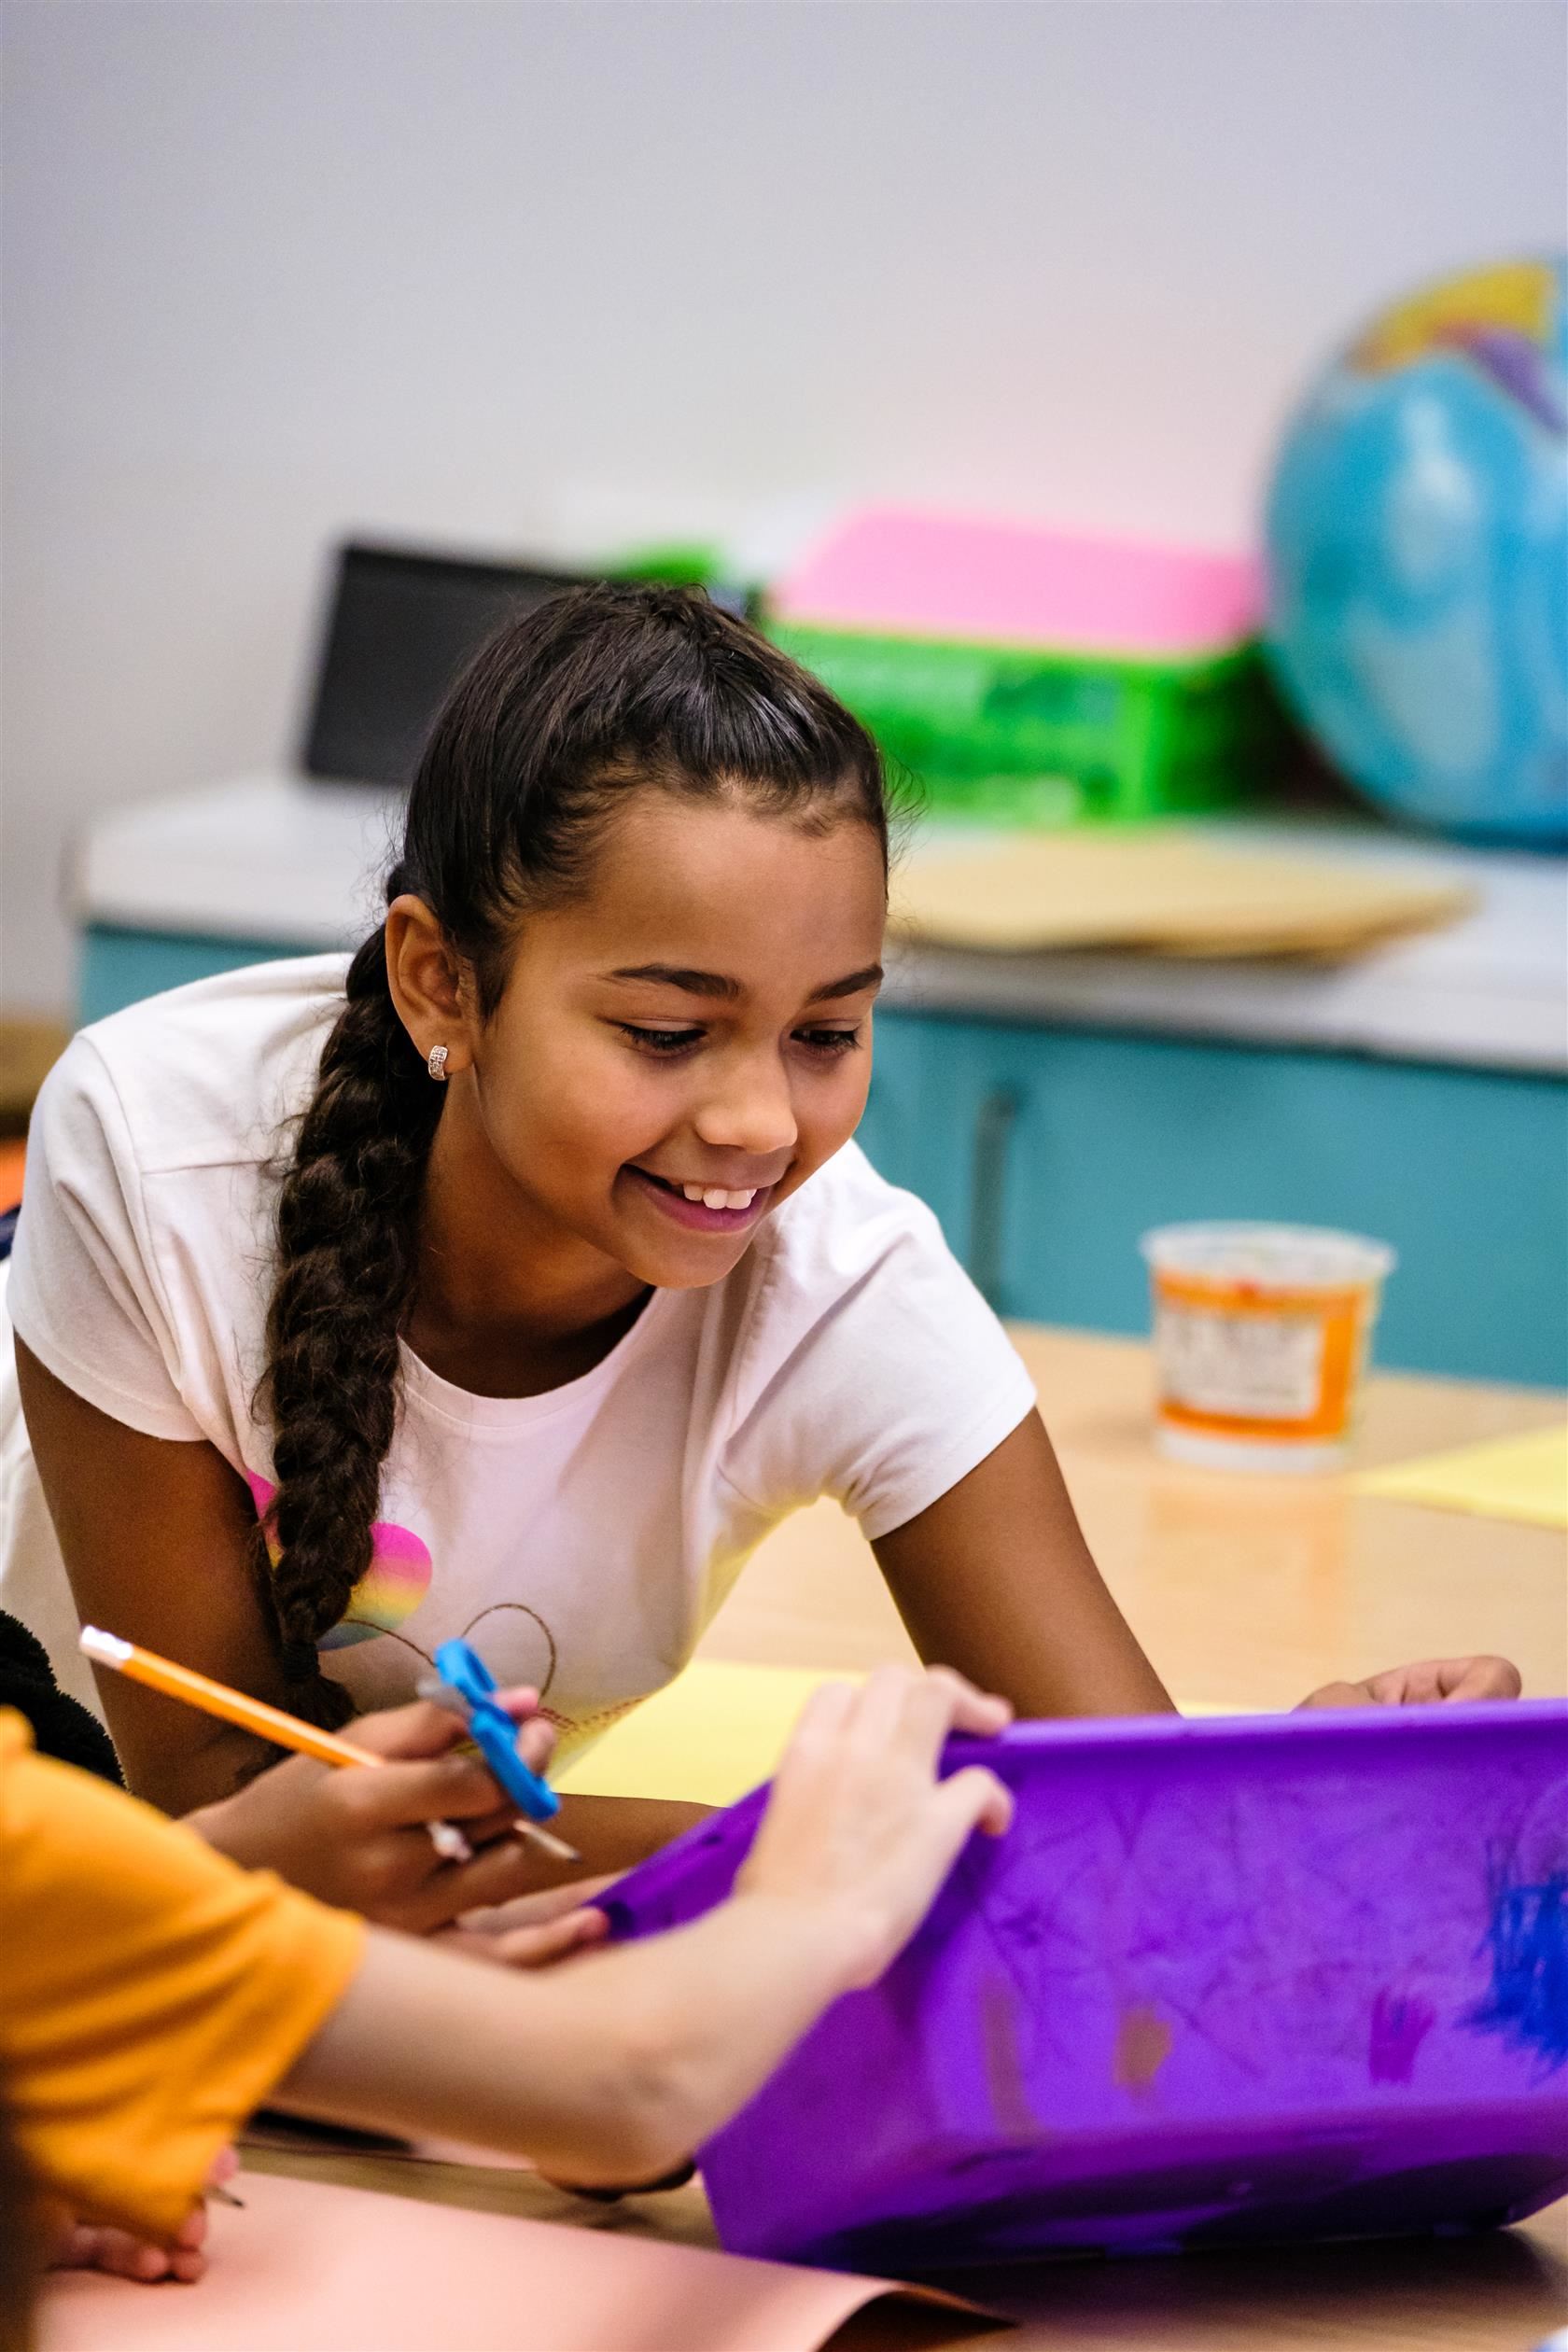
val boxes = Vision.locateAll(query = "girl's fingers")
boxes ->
[1434,1654,1521,1700]
[514,1714,557,1772]
[1295,1679,1373,1710]
[494,1685,540,1719]
[400,1822,556,1931]
[491,1687,557,1769]
[1395,1654,1521,1701]
[1300,1656,1522,1709]
[346,1698,470,1761]
[339,1752,522,1831]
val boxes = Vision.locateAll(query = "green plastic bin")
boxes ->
[763,616,1290,824]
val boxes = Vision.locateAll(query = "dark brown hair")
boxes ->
[259,582,887,1722]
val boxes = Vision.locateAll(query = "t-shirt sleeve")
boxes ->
[721,1161,1038,1542]
[0,1711,365,2242]
[5,1036,203,1440]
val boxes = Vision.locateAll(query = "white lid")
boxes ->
[1140,1222,1395,1290]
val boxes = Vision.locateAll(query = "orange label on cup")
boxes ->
[1151,1272,1368,1444]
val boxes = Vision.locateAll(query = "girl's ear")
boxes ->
[384,896,479,1077]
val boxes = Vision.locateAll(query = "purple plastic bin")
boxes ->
[604,1701,1568,2271]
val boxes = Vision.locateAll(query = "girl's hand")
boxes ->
[1296,1655,1523,1709]
[737,1665,1015,1991]
[189,1689,562,1932]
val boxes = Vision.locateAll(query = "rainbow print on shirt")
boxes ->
[245,1472,432,1651]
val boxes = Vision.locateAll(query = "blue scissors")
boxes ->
[425,1637,576,1858]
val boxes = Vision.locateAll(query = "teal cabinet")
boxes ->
[860,1008,1568,1388]
[77,926,309,1030]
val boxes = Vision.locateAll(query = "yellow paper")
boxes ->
[556,1661,854,1806]
[890,831,1471,959]
[1352,1424,1568,1529]
[555,1659,1251,1806]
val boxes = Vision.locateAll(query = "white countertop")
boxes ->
[73,773,1568,1075]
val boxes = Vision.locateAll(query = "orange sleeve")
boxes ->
[0,1711,365,2242]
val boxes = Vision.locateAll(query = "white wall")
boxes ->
[3,0,1563,1011]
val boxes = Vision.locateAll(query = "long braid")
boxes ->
[259,917,441,1725]
[257,584,889,1724]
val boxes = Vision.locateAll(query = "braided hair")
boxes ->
[259,583,888,1722]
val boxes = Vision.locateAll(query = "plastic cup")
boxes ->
[1140,1223,1395,1473]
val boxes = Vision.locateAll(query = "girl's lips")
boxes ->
[624,1164,774,1234]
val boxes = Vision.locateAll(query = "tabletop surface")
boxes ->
[259,1326,1568,2351]
[703,1323,1568,1708]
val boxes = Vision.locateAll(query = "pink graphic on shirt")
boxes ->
[245,1472,431,1651]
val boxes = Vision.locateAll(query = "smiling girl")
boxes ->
[0,585,1517,1918]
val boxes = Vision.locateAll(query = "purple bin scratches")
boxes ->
[1463,1852,1568,2073]
[1369,1989,1436,2083]
[605,1702,1568,2269]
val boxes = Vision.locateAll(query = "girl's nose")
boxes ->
[693,1056,798,1158]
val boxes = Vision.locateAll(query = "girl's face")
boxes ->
[413,791,889,1295]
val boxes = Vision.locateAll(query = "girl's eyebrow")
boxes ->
[608,963,743,1000]
[605,962,884,1002]
[809,964,884,1001]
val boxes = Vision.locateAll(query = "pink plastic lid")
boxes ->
[771,507,1265,659]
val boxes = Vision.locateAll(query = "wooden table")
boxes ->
[257,1329,1568,2352]
[700,1325,1568,1706]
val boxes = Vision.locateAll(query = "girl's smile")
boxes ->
[622,1164,777,1233]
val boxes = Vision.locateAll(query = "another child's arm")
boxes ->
[873,1410,1519,1715]
[4,1668,1011,2251]
[278,1668,1013,2188]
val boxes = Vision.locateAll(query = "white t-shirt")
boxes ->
[0,956,1035,1754]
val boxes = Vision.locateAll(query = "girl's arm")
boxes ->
[16,1339,298,1809]
[277,1669,1014,2188]
[16,1341,698,1911]
[874,1412,1174,1717]
[873,1409,1520,1715]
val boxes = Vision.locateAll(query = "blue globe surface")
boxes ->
[1265,258,1568,844]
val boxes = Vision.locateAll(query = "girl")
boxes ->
[1,1663,1013,2332]
[0,585,1516,1922]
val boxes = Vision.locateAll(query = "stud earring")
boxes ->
[427,1044,450,1082]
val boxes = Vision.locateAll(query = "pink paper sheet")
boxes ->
[771,507,1264,658]
[40,2168,985,2352]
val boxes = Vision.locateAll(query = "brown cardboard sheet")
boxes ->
[890,833,1471,959]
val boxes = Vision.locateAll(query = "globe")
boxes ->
[1264,257,1568,844]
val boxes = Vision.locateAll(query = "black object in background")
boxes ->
[0,1608,122,1783]
[301,541,753,790]
[301,542,586,788]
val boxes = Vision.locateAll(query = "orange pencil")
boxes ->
[78,1627,577,1865]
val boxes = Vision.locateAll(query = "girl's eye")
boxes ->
[618,1024,705,1056]
[794,1027,863,1057]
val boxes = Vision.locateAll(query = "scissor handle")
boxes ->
[432,1638,561,1823]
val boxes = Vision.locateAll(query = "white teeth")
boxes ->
[679,1183,759,1211]
[682,1184,706,1201]
[702,1188,728,1210]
